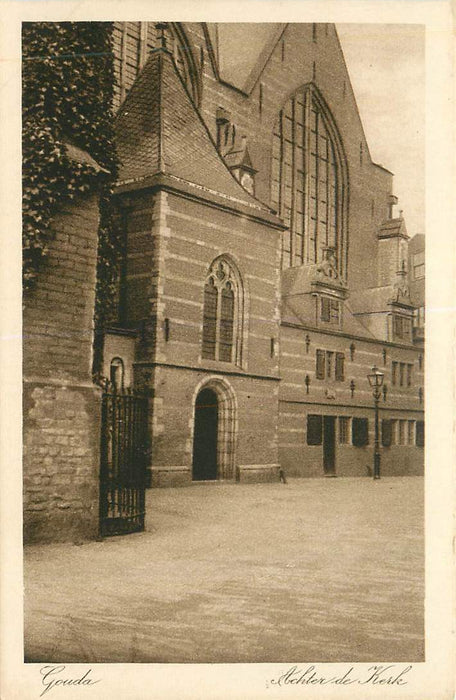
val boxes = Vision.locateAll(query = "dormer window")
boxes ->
[321,296,340,324]
[224,135,257,196]
[393,314,412,342]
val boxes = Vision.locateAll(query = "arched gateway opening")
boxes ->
[191,379,237,481]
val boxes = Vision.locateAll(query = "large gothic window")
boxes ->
[202,258,243,364]
[271,85,347,275]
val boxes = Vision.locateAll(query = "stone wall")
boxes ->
[23,194,101,543]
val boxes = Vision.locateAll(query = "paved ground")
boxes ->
[24,477,424,663]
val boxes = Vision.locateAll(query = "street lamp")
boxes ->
[367,366,384,480]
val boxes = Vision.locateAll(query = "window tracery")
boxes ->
[202,258,244,365]
[271,85,347,275]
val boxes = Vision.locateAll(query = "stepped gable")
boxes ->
[115,46,270,212]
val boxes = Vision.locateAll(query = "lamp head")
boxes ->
[367,365,384,389]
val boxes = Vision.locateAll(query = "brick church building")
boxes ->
[23,23,424,542]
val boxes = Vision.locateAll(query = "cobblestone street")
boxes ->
[24,477,424,663]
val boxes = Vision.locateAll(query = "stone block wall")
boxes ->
[23,194,101,543]
[23,382,100,542]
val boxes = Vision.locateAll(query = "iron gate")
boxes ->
[99,384,149,537]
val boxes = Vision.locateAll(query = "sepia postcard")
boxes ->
[0,1,454,699]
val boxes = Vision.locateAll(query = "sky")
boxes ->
[337,24,425,235]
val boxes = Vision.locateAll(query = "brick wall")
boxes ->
[118,187,283,486]
[279,323,424,477]
[184,22,393,291]
[23,194,101,542]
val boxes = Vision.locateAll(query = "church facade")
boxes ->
[105,22,424,486]
[23,22,424,542]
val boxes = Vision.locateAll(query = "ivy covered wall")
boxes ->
[22,22,120,374]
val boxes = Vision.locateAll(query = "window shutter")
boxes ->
[330,299,340,323]
[316,350,325,379]
[352,417,369,447]
[219,283,234,362]
[407,364,412,387]
[321,297,330,322]
[307,415,323,445]
[335,352,345,381]
[202,280,217,359]
[381,419,392,447]
[416,421,424,447]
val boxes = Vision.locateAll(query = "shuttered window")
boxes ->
[316,350,325,379]
[407,363,413,387]
[352,418,369,447]
[381,419,392,447]
[416,421,424,447]
[335,352,345,381]
[321,297,331,322]
[307,415,323,445]
[392,361,397,386]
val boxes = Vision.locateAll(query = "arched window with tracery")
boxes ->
[202,258,244,365]
[271,84,347,276]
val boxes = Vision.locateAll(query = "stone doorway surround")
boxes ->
[190,375,237,481]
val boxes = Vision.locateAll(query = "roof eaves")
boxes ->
[114,172,286,230]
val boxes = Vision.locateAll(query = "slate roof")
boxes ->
[281,294,378,340]
[378,217,409,239]
[115,46,272,215]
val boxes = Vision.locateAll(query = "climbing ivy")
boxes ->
[22,22,121,376]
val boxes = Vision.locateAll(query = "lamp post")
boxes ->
[367,366,384,480]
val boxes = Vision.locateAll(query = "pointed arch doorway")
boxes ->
[191,379,237,481]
